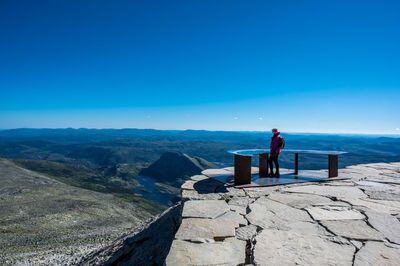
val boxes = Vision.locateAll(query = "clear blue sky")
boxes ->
[1,0,399,134]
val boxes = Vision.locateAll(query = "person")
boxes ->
[268,128,282,177]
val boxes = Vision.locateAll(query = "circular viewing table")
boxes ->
[228,149,348,185]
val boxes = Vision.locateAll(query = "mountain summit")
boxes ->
[140,152,217,185]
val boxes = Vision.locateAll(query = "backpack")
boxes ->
[279,136,285,149]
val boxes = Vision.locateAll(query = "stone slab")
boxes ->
[366,210,400,244]
[181,180,196,190]
[175,218,238,242]
[181,189,222,201]
[282,185,367,199]
[165,238,246,265]
[253,229,355,266]
[243,186,279,198]
[321,220,384,241]
[228,196,254,207]
[267,192,333,209]
[342,198,400,216]
[235,224,258,241]
[216,211,248,226]
[229,205,247,215]
[246,197,324,234]
[306,206,364,220]
[190,175,209,181]
[182,200,229,219]
[354,241,400,266]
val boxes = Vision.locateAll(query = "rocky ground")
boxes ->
[166,162,400,265]
[0,159,153,265]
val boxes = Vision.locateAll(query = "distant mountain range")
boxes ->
[1,128,399,170]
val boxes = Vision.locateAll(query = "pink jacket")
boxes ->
[270,132,282,157]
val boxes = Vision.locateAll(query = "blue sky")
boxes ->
[1,0,399,133]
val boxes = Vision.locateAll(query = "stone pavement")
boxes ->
[165,162,400,265]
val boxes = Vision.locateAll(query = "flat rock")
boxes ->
[244,186,278,198]
[355,180,394,189]
[342,198,400,216]
[216,211,248,226]
[268,192,333,209]
[228,196,254,207]
[229,205,247,215]
[201,168,232,177]
[323,181,355,186]
[246,197,324,234]
[249,197,313,222]
[181,189,222,201]
[253,229,355,266]
[306,206,364,220]
[364,188,400,201]
[182,200,229,219]
[190,175,209,181]
[282,185,367,199]
[165,238,246,265]
[350,240,363,249]
[321,220,384,241]
[175,218,238,241]
[354,241,400,266]
[366,210,400,244]
[235,224,258,241]
[181,180,196,190]
[225,186,246,197]
[366,177,400,185]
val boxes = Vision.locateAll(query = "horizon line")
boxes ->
[1,127,399,136]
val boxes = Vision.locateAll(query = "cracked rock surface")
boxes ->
[165,162,400,265]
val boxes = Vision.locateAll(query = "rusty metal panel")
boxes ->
[259,153,269,177]
[234,154,252,185]
[328,154,338,178]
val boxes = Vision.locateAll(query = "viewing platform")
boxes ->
[166,162,400,265]
[204,149,349,187]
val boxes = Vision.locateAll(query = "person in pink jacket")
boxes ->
[268,128,283,177]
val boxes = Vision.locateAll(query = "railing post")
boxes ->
[294,153,299,175]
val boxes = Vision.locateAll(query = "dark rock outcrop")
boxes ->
[78,203,182,266]
[140,152,217,185]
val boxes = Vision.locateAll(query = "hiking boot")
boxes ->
[274,173,280,177]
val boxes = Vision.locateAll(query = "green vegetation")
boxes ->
[0,159,162,264]
[13,159,164,215]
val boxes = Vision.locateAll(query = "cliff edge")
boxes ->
[166,162,400,265]
[79,162,400,265]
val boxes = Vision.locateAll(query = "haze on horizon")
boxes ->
[1,0,399,134]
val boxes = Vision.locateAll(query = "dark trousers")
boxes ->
[268,155,279,174]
